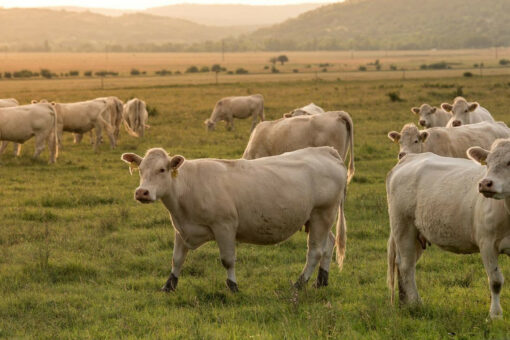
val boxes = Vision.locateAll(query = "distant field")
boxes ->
[1,64,510,338]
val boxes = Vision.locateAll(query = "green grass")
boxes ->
[1,75,510,338]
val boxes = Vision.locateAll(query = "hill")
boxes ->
[0,8,252,52]
[248,0,510,50]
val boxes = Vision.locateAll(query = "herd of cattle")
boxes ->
[2,92,510,319]
[0,96,149,162]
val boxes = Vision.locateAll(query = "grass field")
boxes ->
[1,57,510,338]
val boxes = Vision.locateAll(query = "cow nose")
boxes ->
[479,179,493,191]
[419,120,426,127]
[452,120,461,127]
[398,152,406,160]
[135,188,150,201]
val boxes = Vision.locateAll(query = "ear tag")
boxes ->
[129,162,139,176]
[171,169,178,178]
[393,139,399,144]
[480,160,487,166]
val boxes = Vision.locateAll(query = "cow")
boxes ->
[387,122,510,160]
[123,98,149,138]
[411,103,451,128]
[387,139,510,318]
[283,103,325,118]
[0,98,20,155]
[121,146,348,292]
[0,103,58,163]
[204,94,264,132]
[243,111,355,183]
[442,97,494,127]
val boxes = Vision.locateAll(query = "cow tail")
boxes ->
[98,107,115,135]
[387,235,397,305]
[335,185,347,270]
[50,104,59,161]
[340,111,355,183]
[260,97,265,122]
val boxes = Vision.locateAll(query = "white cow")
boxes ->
[443,97,494,127]
[121,146,348,292]
[388,122,510,159]
[123,98,149,138]
[284,103,325,118]
[0,103,58,163]
[243,111,355,183]
[0,98,20,155]
[0,98,19,108]
[75,96,124,143]
[387,139,510,318]
[411,103,451,128]
[205,94,264,132]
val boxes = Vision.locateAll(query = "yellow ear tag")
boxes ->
[171,169,178,178]
[129,162,139,176]
[480,160,487,166]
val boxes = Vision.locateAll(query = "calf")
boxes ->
[122,147,347,292]
[387,140,510,318]
[388,122,510,160]
[205,94,264,132]
[442,97,494,127]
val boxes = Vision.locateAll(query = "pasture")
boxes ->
[1,56,510,338]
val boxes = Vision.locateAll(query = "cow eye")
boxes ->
[414,140,418,143]
[159,168,165,173]
[464,109,468,113]
[507,161,510,167]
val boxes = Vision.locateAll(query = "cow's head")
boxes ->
[468,139,510,200]
[121,148,184,203]
[442,97,479,127]
[204,118,216,131]
[411,104,441,128]
[388,123,429,160]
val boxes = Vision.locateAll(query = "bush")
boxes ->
[420,64,428,70]
[175,71,181,75]
[390,65,397,71]
[235,68,248,74]
[200,66,210,73]
[473,63,479,68]
[227,71,234,75]
[146,104,159,117]
[40,69,52,79]
[95,70,118,77]
[499,59,510,66]
[322,68,328,72]
[271,66,279,74]
[293,69,299,73]
[424,61,450,70]
[463,72,474,77]
[155,69,172,76]
[186,66,199,73]
[319,63,330,67]
[69,70,79,76]
[387,92,403,102]
[455,86,464,97]
[84,71,92,77]
[13,69,34,78]
[358,66,367,71]
[264,65,269,70]
[130,68,140,76]
[4,72,11,79]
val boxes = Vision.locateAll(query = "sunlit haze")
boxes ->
[0,0,340,9]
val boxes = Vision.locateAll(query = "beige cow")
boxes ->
[75,96,124,143]
[0,98,20,155]
[123,98,149,138]
[121,146,348,292]
[283,103,325,118]
[443,97,494,127]
[0,103,58,163]
[387,122,510,160]
[387,139,510,318]
[205,94,264,132]
[411,103,452,128]
[243,111,355,183]
[0,98,19,108]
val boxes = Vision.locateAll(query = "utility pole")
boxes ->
[221,40,225,62]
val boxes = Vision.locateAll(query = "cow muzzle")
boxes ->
[479,179,496,198]
[135,188,154,203]
[419,120,427,127]
[452,120,462,127]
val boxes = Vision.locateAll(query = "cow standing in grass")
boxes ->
[121,147,347,292]
[205,94,264,132]
[123,98,149,138]
[387,140,510,318]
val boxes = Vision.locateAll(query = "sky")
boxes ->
[0,0,340,9]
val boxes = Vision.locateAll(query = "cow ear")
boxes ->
[411,107,420,114]
[387,131,401,143]
[169,155,185,170]
[51,102,56,106]
[468,102,479,112]
[31,100,38,104]
[283,112,293,118]
[467,147,489,165]
[419,131,429,142]
[121,153,142,166]
[430,107,437,113]
[441,103,453,112]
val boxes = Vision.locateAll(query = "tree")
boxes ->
[212,64,222,84]
[269,57,277,66]
[277,55,289,65]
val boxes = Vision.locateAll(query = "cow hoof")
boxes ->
[293,275,307,290]
[161,273,178,292]
[226,279,239,293]
[313,268,329,288]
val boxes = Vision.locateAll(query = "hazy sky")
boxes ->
[0,0,340,9]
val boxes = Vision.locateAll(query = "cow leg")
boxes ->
[314,231,335,288]
[33,133,47,159]
[161,232,189,292]
[14,143,21,157]
[226,118,234,131]
[104,126,116,149]
[394,226,421,305]
[93,124,102,152]
[0,141,8,154]
[74,133,83,144]
[89,130,97,145]
[214,228,238,292]
[295,209,333,289]
[250,115,258,132]
[481,246,504,319]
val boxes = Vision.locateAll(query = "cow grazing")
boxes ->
[411,103,451,128]
[442,97,494,127]
[75,96,124,143]
[123,98,149,138]
[387,139,510,318]
[284,103,325,118]
[387,122,510,160]
[0,103,58,163]
[205,94,264,132]
[0,98,20,155]
[243,111,355,183]
[121,146,348,292]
